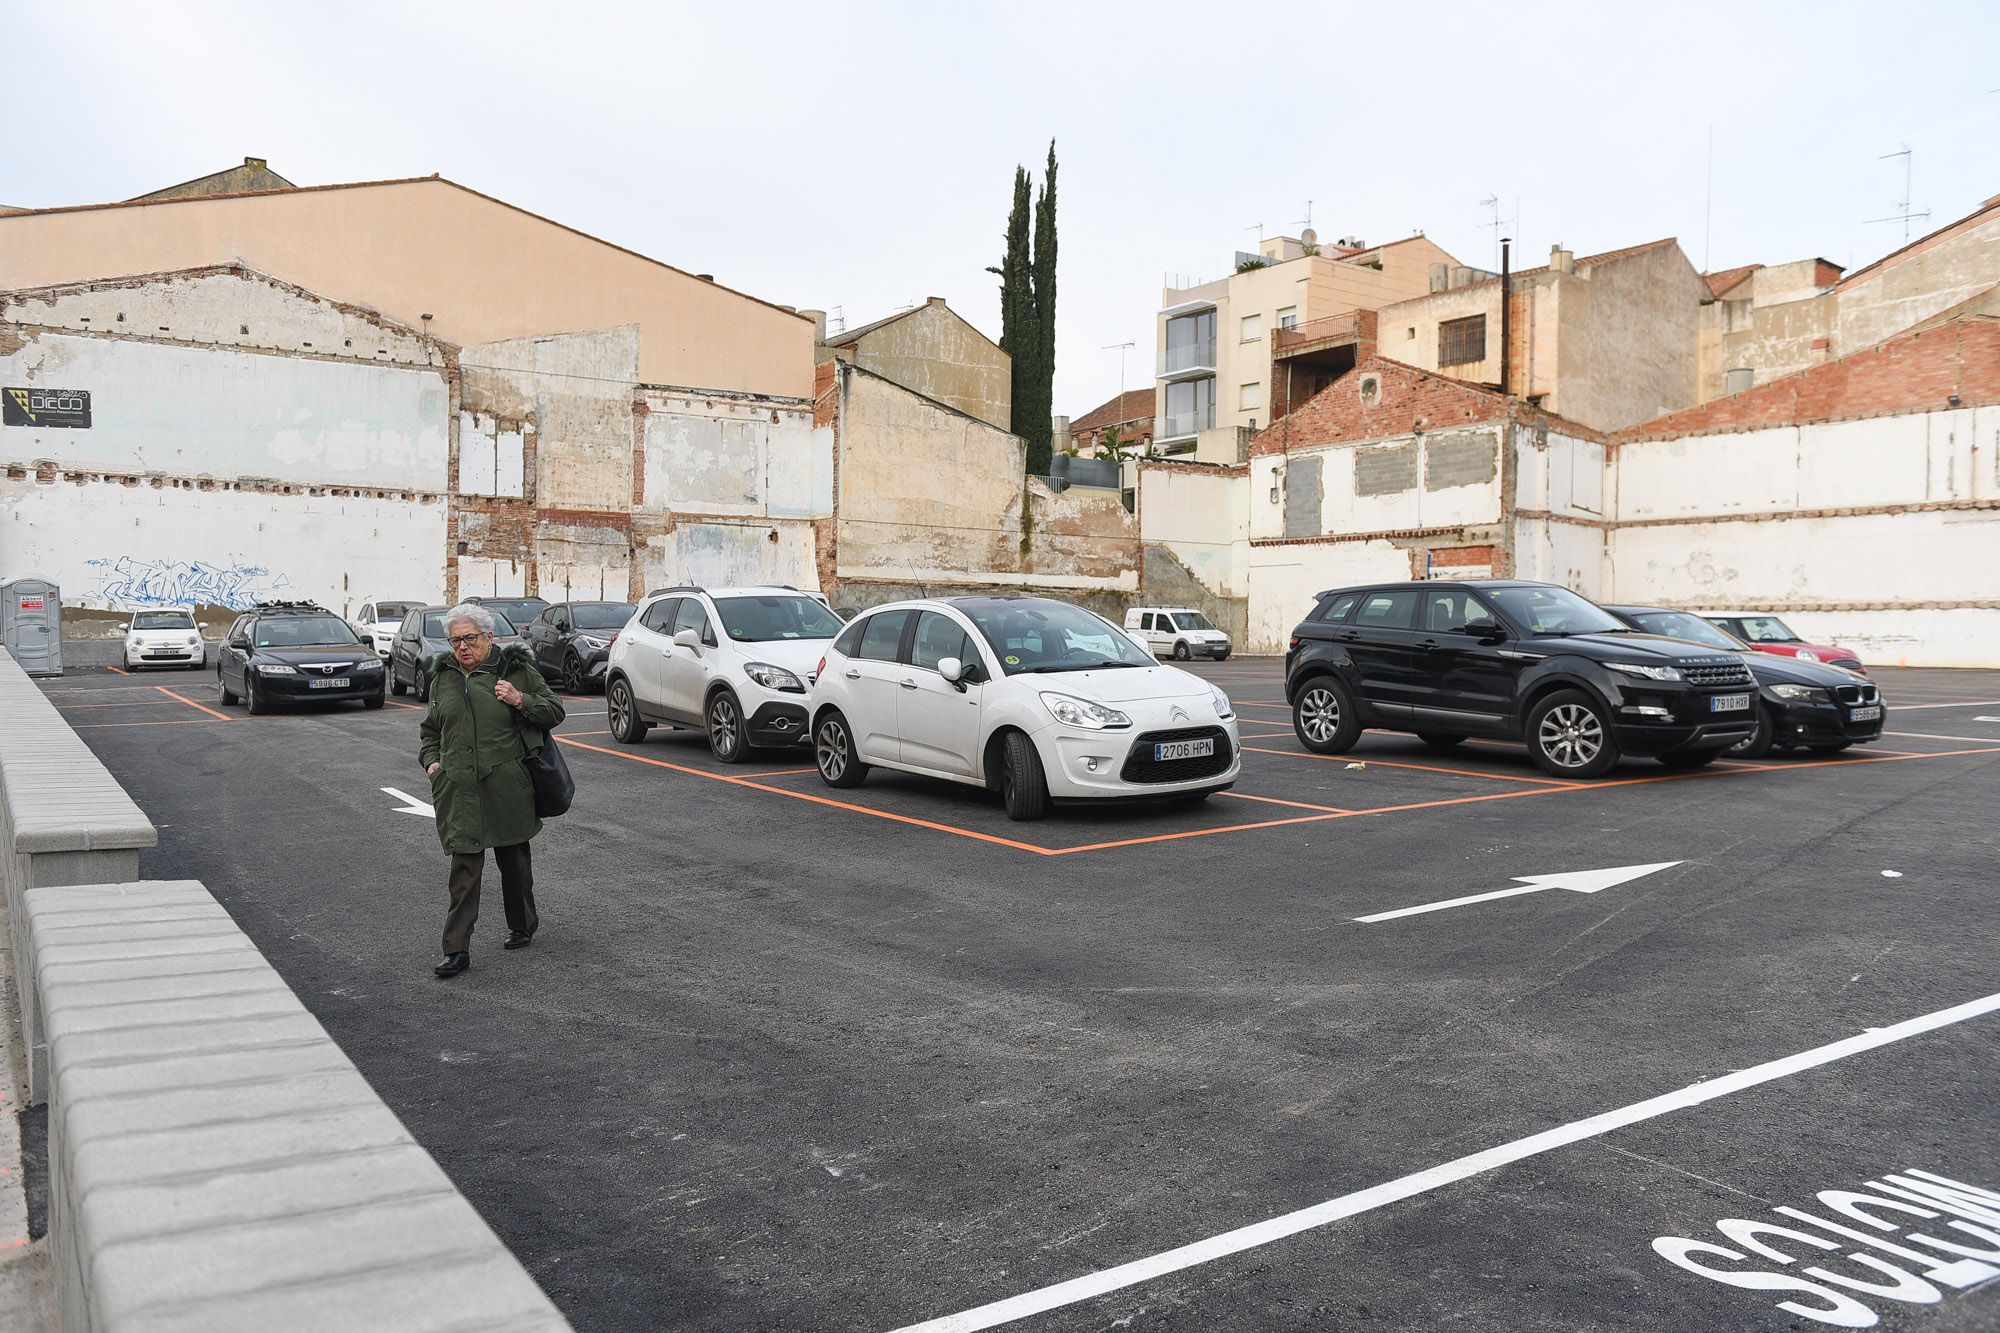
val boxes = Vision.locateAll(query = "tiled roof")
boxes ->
[1702,264,1762,298]
[1071,388,1155,433]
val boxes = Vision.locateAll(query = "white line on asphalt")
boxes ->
[1884,731,2000,743]
[381,786,436,819]
[1354,861,1682,924]
[1885,699,2000,711]
[885,989,2000,1333]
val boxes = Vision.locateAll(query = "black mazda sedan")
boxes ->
[215,602,386,713]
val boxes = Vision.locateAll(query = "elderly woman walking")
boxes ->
[419,602,566,978]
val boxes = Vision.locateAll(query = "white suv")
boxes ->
[809,595,1240,820]
[604,586,845,762]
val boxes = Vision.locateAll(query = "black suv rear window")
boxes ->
[1353,590,1418,628]
[1317,593,1360,623]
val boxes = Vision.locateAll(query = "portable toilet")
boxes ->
[0,576,63,677]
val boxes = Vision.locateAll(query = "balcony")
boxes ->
[1268,309,1379,418]
[1156,404,1217,443]
[1157,339,1218,379]
[1272,308,1378,358]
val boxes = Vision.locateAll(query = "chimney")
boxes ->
[1550,244,1575,275]
[926,296,947,307]
[800,309,830,362]
[696,274,715,283]
[1499,239,1512,398]
[244,157,266,170]
[1052,415,1072,453]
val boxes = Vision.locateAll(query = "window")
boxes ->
[1164,376,1215,435]
[1240,382,1263,411]
[572,603,636,630]
[254,615,360,649]
[1164,309,1216,372]
[1423,589,1495,633]
[963,601,1150,675]
[1318,593,1360,623]
[830,616,866,659]
[911,612,974,672]
[672,597,714,645]
[1277,306,1298,331]
[1140,613,1156,631]
[640,597,680,633]
[1439,315,1487,367]
[1732,615,1800,644]
[1353,590,1419,629]
[1485,586,1625,637]
[132,611,195,630]
[1406,326,1416,339]
[1171,611,1216,632]
[856,610,911,661]
[714,595,843,642]
[1240,314,1263,343]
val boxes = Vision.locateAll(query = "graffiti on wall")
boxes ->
[86,556,290,610]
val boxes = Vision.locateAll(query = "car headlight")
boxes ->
[743,661,805,693]
[256,662,298,675]
[352,659,382,671]
[187,636,202,646]
[1794,649,1818,661]
[1769,683,1821,701]
[1040,692,1131,730]
[1605,661,1683,682]
[577,636,609,650]
[1211,687,1235,720]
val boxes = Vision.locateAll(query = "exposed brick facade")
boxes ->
[1253,354,1604,458]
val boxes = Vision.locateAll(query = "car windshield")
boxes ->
[374,601,418,622]
[714,595,844,642]
[1171,611,1216,631]
[572,603,636,630]
[964,600,1155,674]
[1629,612,1744,652]
[477,600,546,626]
[1486,586,1626,637]
[1734,615,1799,643]
[254,615,361,649]
[132,612,194,630]
[423,611,517,638]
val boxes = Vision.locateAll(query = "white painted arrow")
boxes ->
[382,786,436,819]
[1354,861,1683,924]
[1974,716,2000,723]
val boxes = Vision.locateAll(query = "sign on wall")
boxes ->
[4,387,92,429]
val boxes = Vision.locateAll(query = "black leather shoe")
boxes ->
[433,951,470,977]
[503,931,534,950]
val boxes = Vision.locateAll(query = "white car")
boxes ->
[1124,606,1232,661]
[122,607,206,670]
[351,598,422,659]
[604,585,846,761]
[809,596,1240,820]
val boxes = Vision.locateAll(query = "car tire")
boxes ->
[1524,689,1620,779]
[814,710,868,788]
[1417,733,1466,750]
[1657,746,1723,770]
[414,667,431,703]
[1214,651,1230,661]
[707,688,750,764]
[364,689,385,711]
[245,677,269,716]
[563,653,587,695]
[1292,676,1362,754]
[1173,640,1191,661]
[391,666,407,697]
[218,670,238,706]
[607,677,651,744]
[1727,704,1775,759]
[1000,731,1050,821]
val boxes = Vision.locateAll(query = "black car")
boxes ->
[523,601,636,693]
[466,596,550,633]
[388,605,524,702]
[215,602,386,714]
[1284,580,1758,778]
[1604,606,1885,758]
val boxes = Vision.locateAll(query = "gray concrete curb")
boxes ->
[26,880,571,1332]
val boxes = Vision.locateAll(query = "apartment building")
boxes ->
[1152,229,1464,460]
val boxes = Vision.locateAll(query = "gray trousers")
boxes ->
[442,842,536,953]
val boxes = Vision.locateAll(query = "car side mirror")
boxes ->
[673,628,701,649]
[120,622,132,633]
[229,636,251,651]
[958,660,987,685]
[1458,619,1504,641]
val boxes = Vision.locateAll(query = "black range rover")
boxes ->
[1284,580,1758,778]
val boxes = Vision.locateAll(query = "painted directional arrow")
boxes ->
[1354,861,1683,924]
[382,786,436,819]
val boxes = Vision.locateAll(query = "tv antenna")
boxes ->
[1479,192,1515,271]
[1101,341,1136,396]
[1244,221,1265,246]
[1867,146,1929,242]
[1292,200,1313,232]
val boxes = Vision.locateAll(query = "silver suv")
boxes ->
[603,586,844,762]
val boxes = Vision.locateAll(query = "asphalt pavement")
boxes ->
[36,659,2000,1332]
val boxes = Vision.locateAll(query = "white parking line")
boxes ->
[1885,699,2000,711]
[886,989,2000,1333]
[1884,731,2000,743]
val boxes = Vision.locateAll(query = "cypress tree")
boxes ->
[1024,140,1059,476]
[988,168,1034,446]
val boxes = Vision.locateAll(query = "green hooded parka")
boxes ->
[418,642,567,854]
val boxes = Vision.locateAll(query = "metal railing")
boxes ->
[1158,340,1218,377]
[1272,308,1378,355]
[1158,406,1216,441]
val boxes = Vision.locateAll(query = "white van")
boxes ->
[1124,606,1231,661]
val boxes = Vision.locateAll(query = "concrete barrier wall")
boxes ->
[25,880,571,1331]
[0,649,157,1103]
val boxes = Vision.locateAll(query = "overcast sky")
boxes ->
[9,1,1999,418]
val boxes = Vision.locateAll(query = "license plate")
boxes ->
[1709,694,1749,712]
[1154,738,1214,761]
[1850,705,1882,722]
[309,677,350,689]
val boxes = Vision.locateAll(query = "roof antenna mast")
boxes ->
[1867,146,1930,243]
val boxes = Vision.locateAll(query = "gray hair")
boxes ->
[443,602,495,637]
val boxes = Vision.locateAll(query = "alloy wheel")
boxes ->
[1538,703,1604,769]
[1298,687,1340,744]
[709,695,739,759]
[610,683,634,736]
[565,655,585,694]
[816,719,848,781]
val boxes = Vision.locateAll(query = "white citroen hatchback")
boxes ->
[808,596,1240,820]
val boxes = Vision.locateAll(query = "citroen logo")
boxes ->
[1169,705,1190,723]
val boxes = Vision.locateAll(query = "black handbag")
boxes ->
[527,727,574,818]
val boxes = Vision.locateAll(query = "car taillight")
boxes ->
[1288,636,1301,652]
[609,631,619,643]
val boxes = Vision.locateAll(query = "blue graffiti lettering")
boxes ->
[87,556,290,610]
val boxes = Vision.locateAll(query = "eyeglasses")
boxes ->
[448,632,490,647]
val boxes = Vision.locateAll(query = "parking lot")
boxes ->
[39,658,2000,1331]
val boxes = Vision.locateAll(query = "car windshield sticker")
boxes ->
[1005,654,1021,665]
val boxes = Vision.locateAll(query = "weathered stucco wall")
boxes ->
[837,301,1010,431]
[1558,242,1703,431]
[1248,425,1505,542]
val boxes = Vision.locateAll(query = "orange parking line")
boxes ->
[153,685,231,722]
[1049,810,1354,855]
[1243,744,1569,786]
[561,729,613,738]
[105,665,130,676]
[554,736,1056,855]
[386,699,425,711]
[73,718,222,730]
[1221,791,1356,814]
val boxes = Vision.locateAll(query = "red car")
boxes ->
[1703,614,1866,674]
